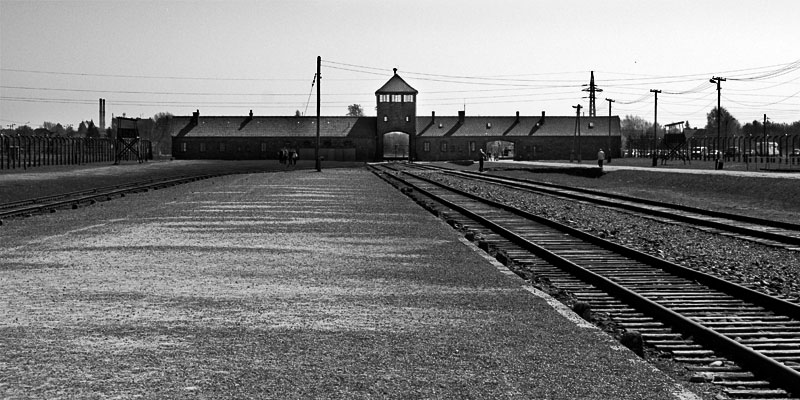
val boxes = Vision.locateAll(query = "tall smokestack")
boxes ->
[99,98,106,132]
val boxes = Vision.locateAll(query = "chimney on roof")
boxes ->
[393,68,398,75]
[249,109,253,118]
[431,111,435,122]
[192,109,199,125]
[458,110,465,124]
[515,111,520,123]
[541,111,546,124]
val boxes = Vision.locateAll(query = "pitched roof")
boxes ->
[169,116,376,138]
[168,114,620,139]
[416,116,620,137]
[375,71,418,94]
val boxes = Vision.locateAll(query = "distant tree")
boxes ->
[705,106,740,137]
[295,110,302,117]
[685,121,692,129]
[620,115,652,139]
[52,123,66,136]
[65,125,75,137]
[86,120,100,137]
[15,125,34,136]
[42,121,58,131]
[77,121,88,137]
[347,104,364,117]
[151,112,174,156]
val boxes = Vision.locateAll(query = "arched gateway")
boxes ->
[383,131,409,159]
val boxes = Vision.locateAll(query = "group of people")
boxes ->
[279,147,298,166]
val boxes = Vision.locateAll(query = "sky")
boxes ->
[1,0,799,130]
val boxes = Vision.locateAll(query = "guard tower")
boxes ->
[114,117,144,164]
[375,69,418,161]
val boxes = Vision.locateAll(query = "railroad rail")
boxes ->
[0,174,217,221]
[371,164,800,399]
[414,163,800,251]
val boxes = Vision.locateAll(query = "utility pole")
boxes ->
[573,104,582,163]
[710,76,726,163]
[606,98,614,162]
[316,56,321,172]
[582,71,603,117]
[764,113,769,170]
[650,89,661,167]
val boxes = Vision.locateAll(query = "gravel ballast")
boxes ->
[0,168,698,399]
[420,171,800,301]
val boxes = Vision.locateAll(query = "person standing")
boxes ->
[478,149,486,172]
[597,148,605,170]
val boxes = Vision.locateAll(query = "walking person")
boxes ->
[597,148,605,170]
[478,149,486,172]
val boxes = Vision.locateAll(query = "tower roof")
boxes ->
[375,69,418,95]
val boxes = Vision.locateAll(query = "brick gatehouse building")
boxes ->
[170,70,621,162]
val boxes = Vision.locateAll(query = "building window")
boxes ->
[219,143,226,152]
[261,142,267,152]
[405,116,409,122]
[391,94,402,102]
[440,142,448,152]
[199,143,207,152]
[423,141,430,152]
[379,94,389,102]
[403,94,414,103]
[180,143,187,152]
[486,122,492,129]
[383,116,388,122]
[469,141,476,152]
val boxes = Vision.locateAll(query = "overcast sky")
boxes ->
[1,0,798,129]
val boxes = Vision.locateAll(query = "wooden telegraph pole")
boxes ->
[650,89,661,167]
[316,56,321,172]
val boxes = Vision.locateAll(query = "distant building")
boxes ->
[169,71,621,161]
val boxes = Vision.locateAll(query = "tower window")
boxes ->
[403,94,414,103]
[405,116,409,122]
[383,116,388,122]
[379,94,389,102]
[391,94,402,102]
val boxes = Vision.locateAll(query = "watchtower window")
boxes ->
[391,94,402,102]
[379,94,389,102]
[440,142,448,152]
[403,94,414,103]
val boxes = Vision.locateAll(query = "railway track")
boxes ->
[371,164,800,399]
[0,174,217,221]
[414,163,800,251]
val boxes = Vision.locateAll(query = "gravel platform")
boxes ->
[0,167,698,399]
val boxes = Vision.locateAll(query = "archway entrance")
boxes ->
[383,131,409,160]
[486,140,515,160]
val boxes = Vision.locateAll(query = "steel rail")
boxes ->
[373,165,800,394]
[0,174,216,220]
[417,164,800,248]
